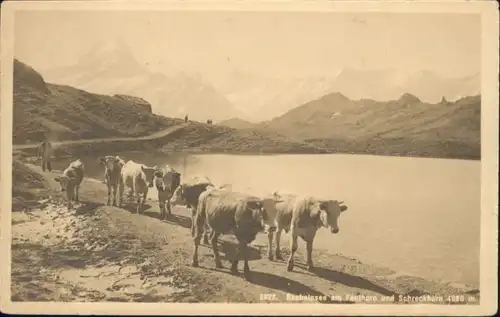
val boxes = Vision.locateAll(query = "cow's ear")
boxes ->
[53,177,60,182]
[340,205,348,212]
[99,157,106,164]
[319,201,328,211]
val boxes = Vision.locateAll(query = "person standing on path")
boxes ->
[37,136,53,172]
[185,114,188,123]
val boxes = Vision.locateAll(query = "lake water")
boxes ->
[50,152,480,287]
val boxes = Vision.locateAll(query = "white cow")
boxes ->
[53,159,85,210]
[266,192,348,272]
[118,160,159,214]
[99,155,126,206]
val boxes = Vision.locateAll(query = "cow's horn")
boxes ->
[338,200,344,205]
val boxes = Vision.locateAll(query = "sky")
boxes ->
[14,10,481,81]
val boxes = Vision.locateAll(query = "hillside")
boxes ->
[260,92,481,159]
[157,124,325,154]
[13,59,328,155]
[218,117,256,129]
[41,39,246,122]
[13,58,181,144]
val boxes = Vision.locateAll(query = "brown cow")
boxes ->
[191,188,282,279]
[152,165,181,219]
[169,176,215,243]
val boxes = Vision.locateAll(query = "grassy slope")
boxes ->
[13,59,326,155]
[160,124,327,154]
[259,93,481,160]
[13,59,182,144]
[12,159,50,211]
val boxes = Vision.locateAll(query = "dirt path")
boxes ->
[12,123,188,150]
[11,163,480,304]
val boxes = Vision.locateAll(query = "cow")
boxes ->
[191,188,282,279]
[268,192,348,272]
[52,159,85,210]
[152,165,181,219]
[99,156,126,206]
[169,177,229,243]
[118,160,159,214]
[37,138,53,172]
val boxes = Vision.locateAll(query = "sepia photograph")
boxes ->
[1,0,498,315]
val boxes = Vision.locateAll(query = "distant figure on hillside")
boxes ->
[185,114,189,123]
[37,136,53,172]
[207,119,212,125]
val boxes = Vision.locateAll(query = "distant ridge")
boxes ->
[256,91,481,159]
[218,117,256,130]
[41,40,247,122]
[210,68,480,121]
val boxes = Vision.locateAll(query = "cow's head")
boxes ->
[141,165,159,187]
[99,156,122,171]
[317,200,348,234]
[246,200,267,231]
[53,175,76,192]
[259,192,285,231]
[170,184,186,206]
[153,167,181,192]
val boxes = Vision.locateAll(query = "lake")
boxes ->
[49,152,480,287]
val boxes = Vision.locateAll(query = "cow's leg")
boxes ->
[47,160,52,172]
[140,189,148,213]
[230,243,240,274]
[267,226,276,261]
[136,193,146,214]
[118,181,124,207]
[135,191,141,214]
[286,232,298,272]
[191,215,202,267]
[242,242,251,278]
[275,227,284,260]
[66,191,72,211]
[75,185,80,202]
[190,209,196,237]
[203,223,210,245]
[166,199,172,218]
[106,184,112,206]
[112,185,117,206]
[211,232,223,269]
[306,238,314,272]
[159,199,166,219]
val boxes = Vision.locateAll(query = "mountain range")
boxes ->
[219,91,481,159]
[258,92,480,142]
[40,39,246,122]
[38,39,480,123]
[210,68,480,121]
